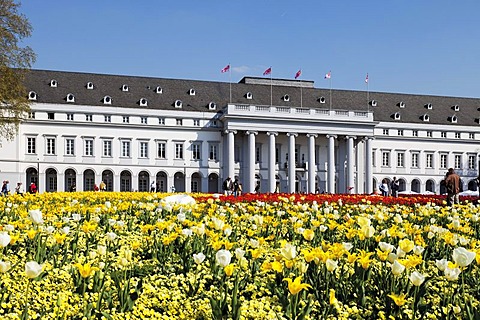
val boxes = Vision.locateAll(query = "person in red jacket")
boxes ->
[28,182,37,194]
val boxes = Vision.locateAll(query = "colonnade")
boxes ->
[225,130,374,194]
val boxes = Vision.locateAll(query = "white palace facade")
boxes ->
[1,69,480,194]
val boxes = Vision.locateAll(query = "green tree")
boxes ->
[0,0,36,140]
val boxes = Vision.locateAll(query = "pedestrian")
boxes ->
[390,177,399,197]
[233,178,240,196]
[94,184,99,192]
[379,179,389,196]
[255,181,260,193]
[28,182,37,194]
[444,168,460,206]
[150,181,156,192]
[15,182,24,195]
[69,183,76,192]
[222,177,233,196]
[1,181,8,196]
[99,181,106,191]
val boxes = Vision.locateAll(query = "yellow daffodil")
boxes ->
[388,293,407,306]
[74,263,99,278]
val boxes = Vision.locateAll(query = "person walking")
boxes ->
[254,181,261,194]
[150,181,156,192]
[444,168,460,206]
[222,177,233,196]
[15,182,24,195]
[390,177,399,197]
[379,179,389,196]
[1,181,8,196]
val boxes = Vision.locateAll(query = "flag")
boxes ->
[295,69,301,79]
[263,67,272,76]
[221,64,230,73]
[365,73,369,83]
[324,71,331,79]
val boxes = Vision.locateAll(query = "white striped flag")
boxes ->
[324,71,331,79]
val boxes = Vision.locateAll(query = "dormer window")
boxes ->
[189,88,196,96]
[174,100,183,108]
[121,84,129,92]
[139,98,148,107]
[370,100,377,107]
[452,105,460,112]
[246,92,253,100]
[421,114,430,122]
[86,82,94,90]
[319,96,326,104]
[393,112,401,120]
[28,91,37,101]
[66,93,75,103]
[103,96,112,105]
[398,101,406,108]
[425,103,433,110]
[155,86,163,94]
[449,115,458,123]
[208,102,216,110]
[283,94,290,102]
[50,80,57,88]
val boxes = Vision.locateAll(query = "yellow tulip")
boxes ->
[75,263,99,278]
[283,276,311,295]
[388,293,407,306]
[224,264,235,277]
[398,239,414,253]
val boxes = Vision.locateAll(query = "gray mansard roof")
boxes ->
[24,69,480,126]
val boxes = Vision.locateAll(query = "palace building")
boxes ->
[1,69,479,194]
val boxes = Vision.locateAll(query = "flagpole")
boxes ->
[329,71,332,111]
[229,63,232,104]
[270,69,273,107]
[366,73,369,112]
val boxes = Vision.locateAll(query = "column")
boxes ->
[365,137,373,194]
[327,135,336,193]
[225,130,236,180]
[287,133,297,193]
[246,131,257,193]
[346,136,355,193]
[267,132,278,193]
[307,134,317,193]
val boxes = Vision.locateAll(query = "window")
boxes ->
[426,153,433,168]
[158,118,165,125]
[469,155,476,170]
[104,115,111,123]
[85,114,92,122]
[441,132,447,138]
[139,141,148,158]
[103,140,112,157]
[65,138,75,155]
[256,145,262,163]
[175,143,184,159]
[382,151,390,167]
[455,132,461,139]
[48,112,55,120]
[412,130,418,137]
[382,129,389,135]
[157,142,166,159]
[469,133,475,140]
[46,137,56,155]
[440,154,447,169]
[176,119,183,126]
[427,131,433,138]
[67,113,74,121]
[372,150,376,167]
[397,129,404,136]
[27,137,36,154]
[192,143,201,160]
[141,117,147,124]
[411,153,419,168]
[454,154,461,169]
[209,143,218,161]
[84,139,94,156]
[397,152,404,167]
[28,112,35,119]
[193,119,200,127]
[123,116,129,124]
[275,146,280,164]
[121,140,131,157]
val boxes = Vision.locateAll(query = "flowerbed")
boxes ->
[0,192,479,319]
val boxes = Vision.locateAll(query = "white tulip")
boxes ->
[29,209,44,225]
[25,261,43,279]
[280,243,297,260]
[325,259,338,272]
[0,232,11,248]
[435,259,449,272]
[235,248,246,260]
[215,249,232,267]
[106,232,117,241]
[0,260,11,273]
[193,252,206,264]
[452,247,476,267]
[444,266,461,281]
[409,271,425,286]
[391,260,405,275]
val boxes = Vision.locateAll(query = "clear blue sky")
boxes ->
[21,0,480,98]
